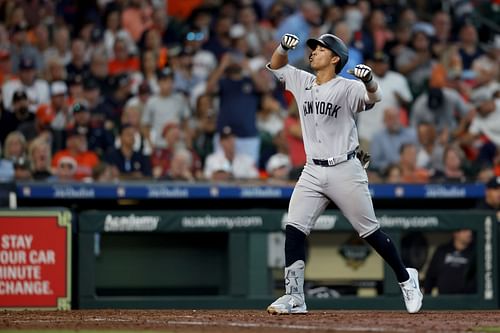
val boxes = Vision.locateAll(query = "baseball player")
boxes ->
[266,33,423,314]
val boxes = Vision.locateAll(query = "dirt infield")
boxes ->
[2,309,500,333]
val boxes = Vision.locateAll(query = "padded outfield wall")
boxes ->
[2,181,498,310]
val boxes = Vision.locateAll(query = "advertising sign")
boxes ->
[0,210,71,309]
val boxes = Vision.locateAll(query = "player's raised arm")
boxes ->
[348,64,382,106]
[269,34,299,69]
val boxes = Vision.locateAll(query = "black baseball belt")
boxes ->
[312,150,357,167]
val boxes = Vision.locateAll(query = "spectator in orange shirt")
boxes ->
[167,0,203,20]
[108,37,140,76]
[51,127,100,181]
[398,143,430,183]
[36,81,70,131]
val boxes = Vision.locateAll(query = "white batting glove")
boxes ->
[348,64,373,83]
[281,34,299,51]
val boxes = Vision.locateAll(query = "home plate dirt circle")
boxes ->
[1,309,500,333]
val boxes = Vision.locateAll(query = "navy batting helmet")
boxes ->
[307,34,349,74]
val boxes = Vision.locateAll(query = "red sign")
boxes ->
[0,212,71,309]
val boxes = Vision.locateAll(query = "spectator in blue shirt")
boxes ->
[105,123,152,179]
[334,21,364,80]
[370,107,418,173]
[274,0,321,66]
[206,51,268,165]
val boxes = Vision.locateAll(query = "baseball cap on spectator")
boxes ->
[486,176,500,189]
[72,102,89,114]
[266,153,291,174]
[57,156,77,170]
[229,24,246,39]
[220,126,235,139]
[19,56,35,70]
[370,51,389,63]
[157,67,174,80]
[12,90,28,103]
[412,22,435,37]
[50,81,68,96]
[472,91,492,107]
[167,44,183,58]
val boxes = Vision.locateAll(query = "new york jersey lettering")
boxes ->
[302,101,340,118]
[303,101,314,115]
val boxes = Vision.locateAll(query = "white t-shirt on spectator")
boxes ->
[204,151,258,180]
[357,71,413,142]
[468,102,500,146]
[2,78,50,112]
[141,93,190,148]
[257,113,284,137]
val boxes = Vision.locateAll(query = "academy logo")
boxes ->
[377,215,439,229]
[104,214,160,231]
[181,215,263,229]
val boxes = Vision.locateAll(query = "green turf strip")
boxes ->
[473,328,500,333]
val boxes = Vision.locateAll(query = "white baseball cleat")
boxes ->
[267,294,307,314]
[399,268,423,314]
[268,260,307,314]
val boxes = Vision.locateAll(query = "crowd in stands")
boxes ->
[0,0,499,185]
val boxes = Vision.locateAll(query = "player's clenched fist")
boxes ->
[349,64,373,83]
[281,34,299,51]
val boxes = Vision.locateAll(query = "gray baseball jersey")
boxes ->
[268,64,380,237]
